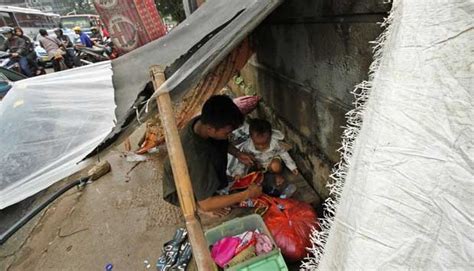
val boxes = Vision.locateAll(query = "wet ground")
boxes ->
[0,126,189,270]
[0,121,315,270]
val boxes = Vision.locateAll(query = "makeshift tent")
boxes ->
[0,0,283,209]
[303,0,473,269]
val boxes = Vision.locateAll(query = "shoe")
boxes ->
[170,241,192,270]
[157,228,188,271]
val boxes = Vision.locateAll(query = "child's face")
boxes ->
[250,132,271,151]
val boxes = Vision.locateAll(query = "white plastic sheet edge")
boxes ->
[301,1,395,269]
[302,0,473,269]
[0,62,116,209]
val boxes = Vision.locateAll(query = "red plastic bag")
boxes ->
[230,171,263,191]
[263,197,319,262]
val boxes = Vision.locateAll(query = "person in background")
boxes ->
[38,29,65,72]
[73,26,93,48]
[14,27,41,75]
[54,28,79,68]
[90,26,103,44]
[0,27,32,77]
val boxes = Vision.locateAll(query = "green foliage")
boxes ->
[233,75,255,96]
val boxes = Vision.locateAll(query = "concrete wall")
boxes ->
[239,0,391,201]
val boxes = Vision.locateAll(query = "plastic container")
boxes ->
[205,214,288,271]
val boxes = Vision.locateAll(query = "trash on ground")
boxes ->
[143,259,151,269]
[156,228,192,270]
[125,152,148,162]
[147,146,160,154]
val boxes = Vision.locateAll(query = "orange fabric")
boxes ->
[135,38,253,153]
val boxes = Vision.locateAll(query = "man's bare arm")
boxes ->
[198,184,262,211]
[228,144,240,157]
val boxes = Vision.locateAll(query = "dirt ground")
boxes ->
[0,124,309,270]
[0,120,197,271]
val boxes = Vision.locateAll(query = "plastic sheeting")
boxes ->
[105,0,282,150]
[304,0,473,269]
[0,62,115,209]
[0,0,282,209]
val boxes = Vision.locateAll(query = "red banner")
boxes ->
[93,0,167,55]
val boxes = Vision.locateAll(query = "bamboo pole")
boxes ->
[150,65,215,271]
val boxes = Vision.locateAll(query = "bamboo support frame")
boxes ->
[150,65,215,270]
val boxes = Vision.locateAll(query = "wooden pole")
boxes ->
[150,65,215,271]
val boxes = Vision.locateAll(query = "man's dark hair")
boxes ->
[39,29,47,36]
[249,118,272,136]
[200,95,244,129]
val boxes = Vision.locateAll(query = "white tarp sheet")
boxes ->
[304,0,473,269]
[0,62,116,209]
[0,0,283,210]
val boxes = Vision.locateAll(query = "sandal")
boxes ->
[156,228,188,271]
[171,241,192,270]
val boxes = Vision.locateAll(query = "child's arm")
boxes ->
[228,142,255,167]
[229,141,252,178]
[277,144,298,175]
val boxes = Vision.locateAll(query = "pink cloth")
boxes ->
[211,230,274,267]
[233,96,260,115]
[211,237,240,268]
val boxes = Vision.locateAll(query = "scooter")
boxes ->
[0,51,46,77]
[75,37,118,65]
[100,37,119,59]
[76,46,108,65]
[0,51,22,74]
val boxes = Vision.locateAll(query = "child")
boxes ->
[232,119,298,196]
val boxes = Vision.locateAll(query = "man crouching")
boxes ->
[163,95,261,217]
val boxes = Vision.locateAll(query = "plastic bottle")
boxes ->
[280,184,297,199]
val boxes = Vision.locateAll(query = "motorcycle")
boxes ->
[0,51,46,77]
[75,37,118,65]
[0,51,22,74]
[101,37,119,59]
